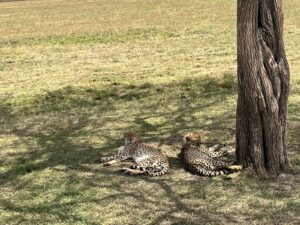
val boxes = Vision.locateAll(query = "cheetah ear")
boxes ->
[183,135,189,143]
[192,132,201,143]
[124,130,131,136]
[133,132,138,141]
[196,134,202,144]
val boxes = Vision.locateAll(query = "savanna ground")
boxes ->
[0,0,299,224]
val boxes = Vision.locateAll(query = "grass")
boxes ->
[0,0,300,224]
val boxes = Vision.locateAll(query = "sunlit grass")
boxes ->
[0,0,299,224]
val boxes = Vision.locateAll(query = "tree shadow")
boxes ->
[1,73,299,224]
[0,74,232,212]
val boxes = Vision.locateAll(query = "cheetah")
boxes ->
[182,132,229,158]
[181,132,242,177]
[99,131,169,176]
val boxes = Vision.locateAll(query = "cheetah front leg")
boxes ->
[207,144,228,157]
[94,155,117,164]
[208,143,223,151]
[227,164,243,170]
[103,158,120,166]
[95,146,127,165]
[98,155,128,166]
[103,153,131,166]
[209,158,242,171]
[120,167,146,175]
[119,162,148,175]
[120,159,158,176]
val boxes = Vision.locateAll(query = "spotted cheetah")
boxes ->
[182,132,228,158]
[181,132,242,176]
[99,131,169,176]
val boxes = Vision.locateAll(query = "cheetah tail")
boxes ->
[192,166,231,177]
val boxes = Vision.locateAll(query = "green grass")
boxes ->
[0,0,300,224]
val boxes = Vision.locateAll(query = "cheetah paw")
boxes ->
[103,162,112,166]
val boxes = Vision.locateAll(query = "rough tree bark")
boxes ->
[236,0,290,178]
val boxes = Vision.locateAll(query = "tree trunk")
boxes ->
[236,0,290,178]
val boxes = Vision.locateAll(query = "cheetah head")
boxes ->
[124,131,138,145]
[182,132,202,147]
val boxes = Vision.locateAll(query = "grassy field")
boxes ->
[0,0,299,224]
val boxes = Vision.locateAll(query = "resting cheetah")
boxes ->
[99,131,169,176]
[181,132,242,176]
[182,132,228,158]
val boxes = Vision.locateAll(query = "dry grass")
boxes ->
[0,0,299,224]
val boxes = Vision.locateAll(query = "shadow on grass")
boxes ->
[1,73,299,224]
[0,74,237,175]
